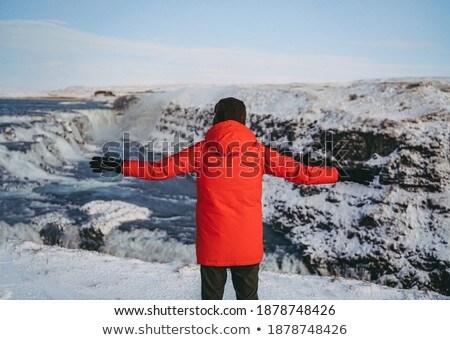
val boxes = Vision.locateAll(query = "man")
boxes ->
[90,97,372,300]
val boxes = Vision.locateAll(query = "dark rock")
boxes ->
[39,223,63,246]
[427,196,450,213]
[249,113,298,144]
[112,95,138,111]
[429,269,450,296]
[326,192,343,203]
[3,126,16,140]
[359,215,380,229]
[94,90,115,97]
[79,227,104,251]
[405,83,422,90]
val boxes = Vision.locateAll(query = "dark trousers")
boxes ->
[200,264,259,300]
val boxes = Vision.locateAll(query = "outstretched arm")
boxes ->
[90,142,202,181]
[301,150,376,185]
[122,142,202,180]
[263,145,339,185]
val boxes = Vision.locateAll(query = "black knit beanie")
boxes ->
[213,97,246,125]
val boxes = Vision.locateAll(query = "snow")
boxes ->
[80,200,151,235]
[0,85,154,100]
[0,241,445,300]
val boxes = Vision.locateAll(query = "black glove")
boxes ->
[338,167,376,185]
[89,156,123,174]
[301,151,325,167]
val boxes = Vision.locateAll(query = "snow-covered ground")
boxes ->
[0,241,445,300]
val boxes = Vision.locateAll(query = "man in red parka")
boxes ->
[90,97,371,300]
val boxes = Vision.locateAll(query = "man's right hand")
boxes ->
[89,156,123,174]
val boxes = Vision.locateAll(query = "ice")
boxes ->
[58,101,87,105]
[0,105,117,184]
[80,200,151,235]
[75,109,119,142]
[103,227,196,265]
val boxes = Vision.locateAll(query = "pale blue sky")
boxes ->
[0,0,449,90]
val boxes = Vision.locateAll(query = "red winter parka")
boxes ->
[122,120,338,266]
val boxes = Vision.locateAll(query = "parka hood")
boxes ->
[204,120,257,155]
